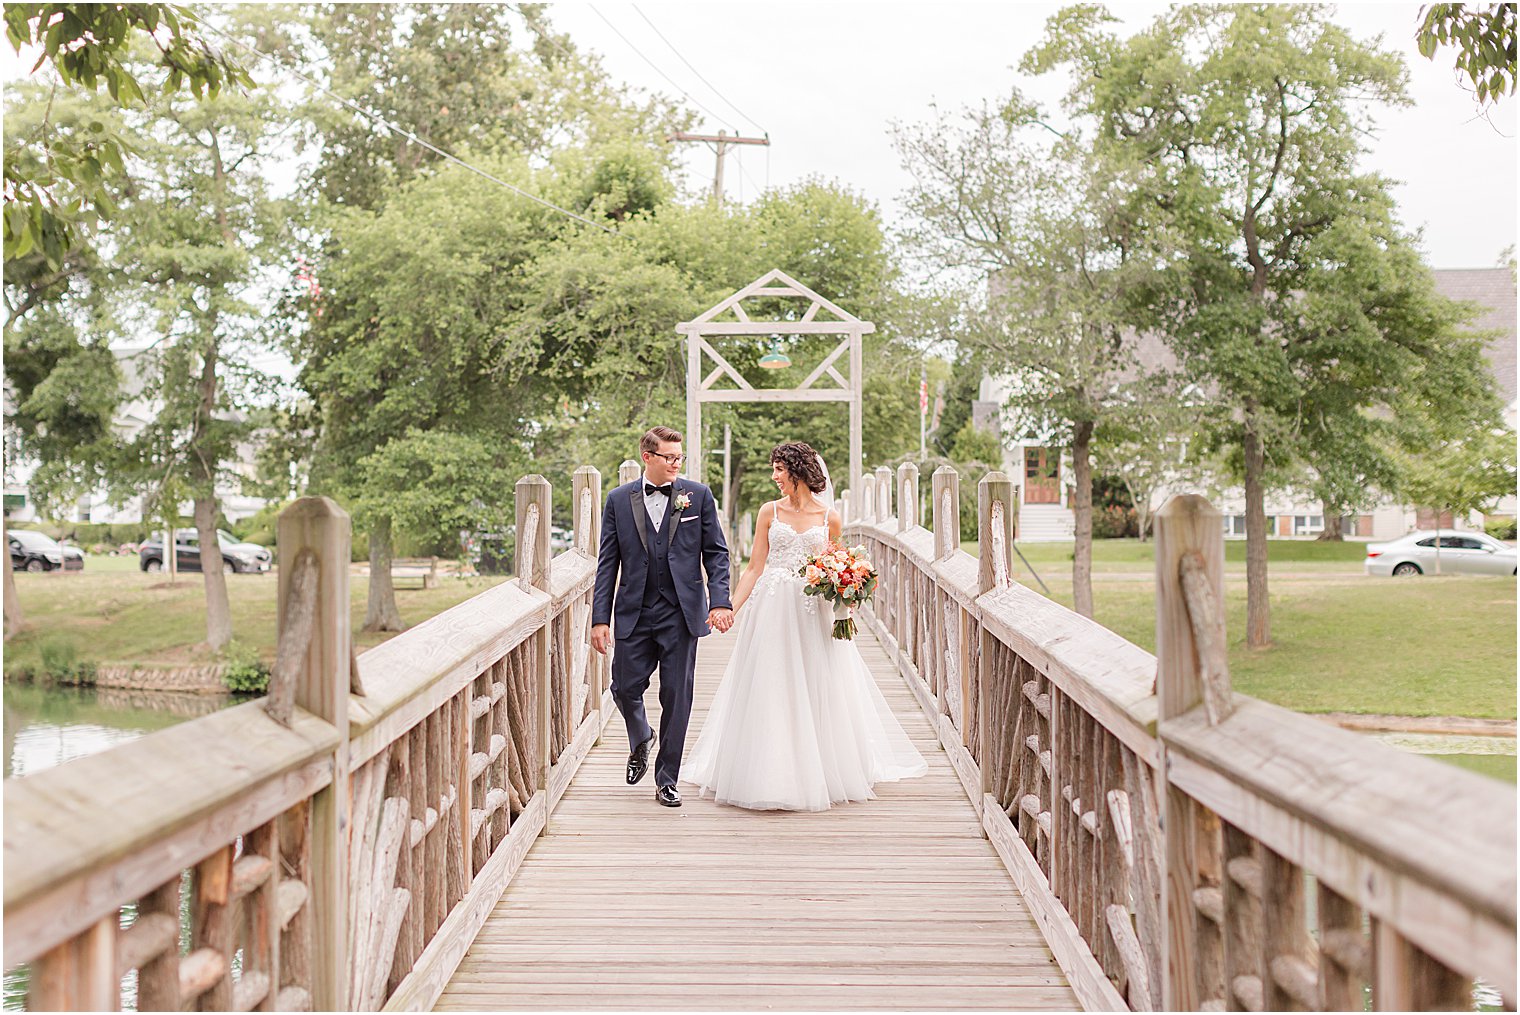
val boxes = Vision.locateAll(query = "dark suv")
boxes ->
[138,529,271,574]
[8,528,85,572]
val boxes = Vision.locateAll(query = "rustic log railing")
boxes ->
[846,466,1516,1013]
[3,470,611,1012]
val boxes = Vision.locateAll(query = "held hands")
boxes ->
[708,608,735,634]
[590,624,612,655]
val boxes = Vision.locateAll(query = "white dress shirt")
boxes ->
[643,479,670,530]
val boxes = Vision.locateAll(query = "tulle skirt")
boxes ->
[682,575,928,811]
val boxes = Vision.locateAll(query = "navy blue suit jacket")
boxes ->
[592,478,733,639]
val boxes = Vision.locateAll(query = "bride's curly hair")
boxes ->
[770,442,828,494]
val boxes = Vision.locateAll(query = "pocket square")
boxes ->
[679,515,699,523]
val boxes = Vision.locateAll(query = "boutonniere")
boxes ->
[673,492,692,512]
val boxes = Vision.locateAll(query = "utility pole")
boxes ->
[666,130,770,206]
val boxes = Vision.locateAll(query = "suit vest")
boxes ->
[642,503,680,607]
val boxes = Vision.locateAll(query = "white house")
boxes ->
[3,347,270,525]
[979,267,1517,541]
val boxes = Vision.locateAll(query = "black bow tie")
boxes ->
[644,483,672,497]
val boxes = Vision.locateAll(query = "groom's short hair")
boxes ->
[640,426,683,454]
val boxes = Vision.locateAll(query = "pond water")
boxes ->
[3,682,237,1011]
[3,682,234,779]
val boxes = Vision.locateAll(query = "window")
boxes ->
[1223,515,1278,537]
[1292,515,1324,536]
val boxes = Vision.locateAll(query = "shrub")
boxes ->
[36,638,97,686]
[1092,504,1139,539]
[1485,517,1517,541]
[222,640,271,694]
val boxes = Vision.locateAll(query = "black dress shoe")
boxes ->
[626,732,656,785]
[655,785,682,807]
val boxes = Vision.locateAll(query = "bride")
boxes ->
[682,441,927,811]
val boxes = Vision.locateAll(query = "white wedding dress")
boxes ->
[682,517,928,811]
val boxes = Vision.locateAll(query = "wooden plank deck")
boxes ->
[436,629,1079,1011]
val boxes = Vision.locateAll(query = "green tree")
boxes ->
[1027,4,1501,646]
[1094,378,1202,541]
[894,93,1170,617]
[288,4,688,627]
[1417,3,1517,105]
[305,3,686,212]
[947,419,1002,468]
[515,179,921,535]
[6,9,299,651]
[3,3,249,269]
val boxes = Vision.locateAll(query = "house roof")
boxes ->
[1431,267,1517,407]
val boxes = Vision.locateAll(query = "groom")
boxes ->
[591,426,733,807]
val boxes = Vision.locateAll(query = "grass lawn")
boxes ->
[962,537,1371,573]
[8,546,1515,722]
[1437,753,1518,783]
[4,563,512,675]
[1033,573,1516,719]
[953,540,1514,719]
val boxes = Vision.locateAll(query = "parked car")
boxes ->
[1364,530,1517,577]
[7,529,85,572]
[138,528,272,574]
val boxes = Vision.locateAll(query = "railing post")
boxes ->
[572,466,602,558]
[897,462,919,532]
[974,472,1013,834]
[875,465,893,524]
[276,497,351,1012]
[932,465,960,560]
[738,512,753,560]
[858,475,876,524]
[573,466,604,745]
[977,472,1014,595]
[1154,494,1225,1012]
[619,459,641,487]
[516,475,553,831]
[841,488,854,526]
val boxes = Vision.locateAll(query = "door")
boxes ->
[1024,448,1060,504]
[176,530,201,572]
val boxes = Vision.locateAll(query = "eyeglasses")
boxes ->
[646,451,686,466]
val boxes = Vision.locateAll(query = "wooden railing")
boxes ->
[3,468,611,1012]
[846,465,1517,1013]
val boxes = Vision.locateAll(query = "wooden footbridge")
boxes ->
[5,464,1515,1012]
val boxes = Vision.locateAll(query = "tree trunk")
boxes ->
[1243,414,1271,648]
[364,516,406,632]
[1071,420,1095,619]
[191,336,232,652]
[1135,492,1153,543]
[3,520,24,639]
[194,496,233,652]
[1317,500,1343,541]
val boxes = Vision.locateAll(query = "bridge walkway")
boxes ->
[437,629,1078,1010]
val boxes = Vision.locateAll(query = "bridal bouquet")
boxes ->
[798,542,879,640]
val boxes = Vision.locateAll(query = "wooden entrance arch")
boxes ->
[676,269,874,497]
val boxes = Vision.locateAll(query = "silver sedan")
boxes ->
[1364,530,1517,577]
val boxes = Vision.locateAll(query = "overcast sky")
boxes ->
[549,1,1516,269]
[2,2,1512,270]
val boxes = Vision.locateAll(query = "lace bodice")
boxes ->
[765,517,830,573]
[752,516,830,608]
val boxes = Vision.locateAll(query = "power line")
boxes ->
[629,4,766,136]
[197,15,619,235]
[735,147,765,202]
[586,4,734,131]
